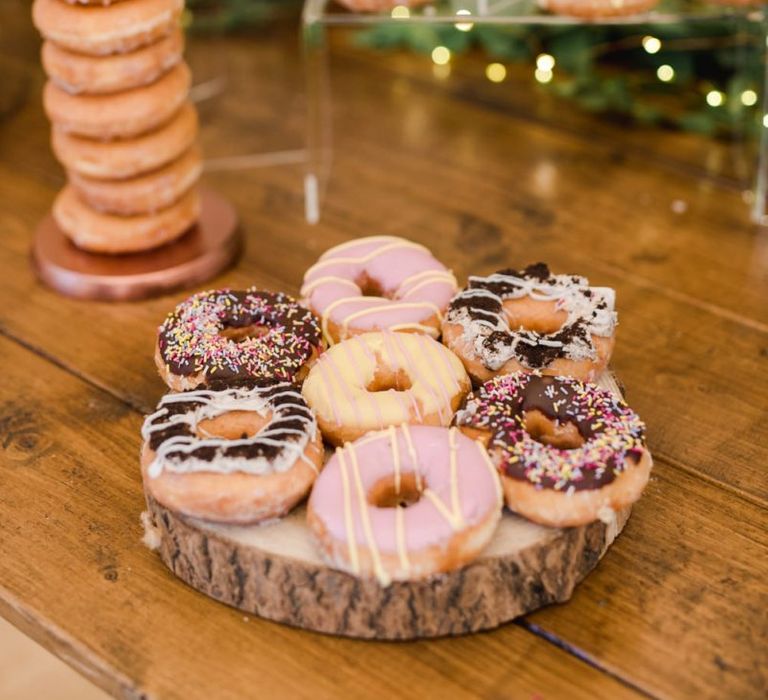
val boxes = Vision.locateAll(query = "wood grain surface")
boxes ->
[0,7,766,699]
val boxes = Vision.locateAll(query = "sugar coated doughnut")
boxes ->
[455,373,652,528]
[539,0,658,17]
[443,263,617,383]
[42,30,184,95]
[156,289,324,391]
[51,102,198,179]
[53,184,198,253]
[141,379,323,524]
[69,145,202,215]
[33,0,183,56]
[302,331,470,446]
[43,62,190,140]
[307,425,502,585]
[301,235,457,345]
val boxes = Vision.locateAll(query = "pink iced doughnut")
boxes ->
[301,236,458,345]
[307,425,502,585]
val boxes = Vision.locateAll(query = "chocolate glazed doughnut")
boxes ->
[156,289,324,391]
[455,373,652,527]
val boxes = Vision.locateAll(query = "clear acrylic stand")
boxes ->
[302,0,768,224]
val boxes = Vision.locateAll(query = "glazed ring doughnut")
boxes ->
[53,184,198,253]
[301,331,470,446]
[43,62,190,140]
[141,378,323,524]
[442,263,617,383]
[68,145,202,216]
[51,101,198,180]
[156,288,324,391]
[539,0,658,17]
[42,30,184,95]
[301,235,458,345]
[455,373,652,528]
[307,425,502,585]
[32,0,183,56]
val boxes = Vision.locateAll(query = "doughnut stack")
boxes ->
[141,235,653,588]
[32,0,201,254]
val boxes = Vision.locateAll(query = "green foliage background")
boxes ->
[186,0,765,137]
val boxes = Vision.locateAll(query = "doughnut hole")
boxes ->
[356,272,388,299]
[524,409,584,449]
[368,473,423,508]
[197,410,272,440]
[502,297,567,334]
[366,365,412,393]
[219,324,270,343]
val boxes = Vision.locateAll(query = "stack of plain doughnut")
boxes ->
[142,236,652,587]
[32,0,201,254]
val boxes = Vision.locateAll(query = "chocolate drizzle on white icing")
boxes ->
[445,263,617,371]
[142,379,317,478]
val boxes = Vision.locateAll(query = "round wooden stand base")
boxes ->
[145,498,629,640]
[32,188,240,301]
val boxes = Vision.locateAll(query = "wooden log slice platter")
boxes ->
[142,373,639,640]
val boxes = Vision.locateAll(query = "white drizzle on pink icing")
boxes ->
[309,425,502,585]
[301,236,458,345]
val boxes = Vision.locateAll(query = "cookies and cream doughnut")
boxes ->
[51,101,198,179]
[68,145,202,215]
[42,30,184,95]
[443,263,617,383]
[33,0,183,56]
[43,62,190,140]
[301,331,470,446]
[455,374,651,528]
[301,236,458,345]
[156,289,324,391]
[53,184,198,253]
[539,0,658,17]
[307,425,502,585]
[141,378,323,524]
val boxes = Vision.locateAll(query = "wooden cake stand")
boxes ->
[32,188,240,301]
[143,373,636,640]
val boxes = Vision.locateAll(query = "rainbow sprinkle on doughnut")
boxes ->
[158,288,323,384]
[455,374,645,492]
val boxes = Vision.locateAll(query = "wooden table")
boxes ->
[1,8,766,699]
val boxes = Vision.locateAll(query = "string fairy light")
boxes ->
[455,9,474,31]
[431,46,450,66]
[485,63,506,83]
[391,5,410,19]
